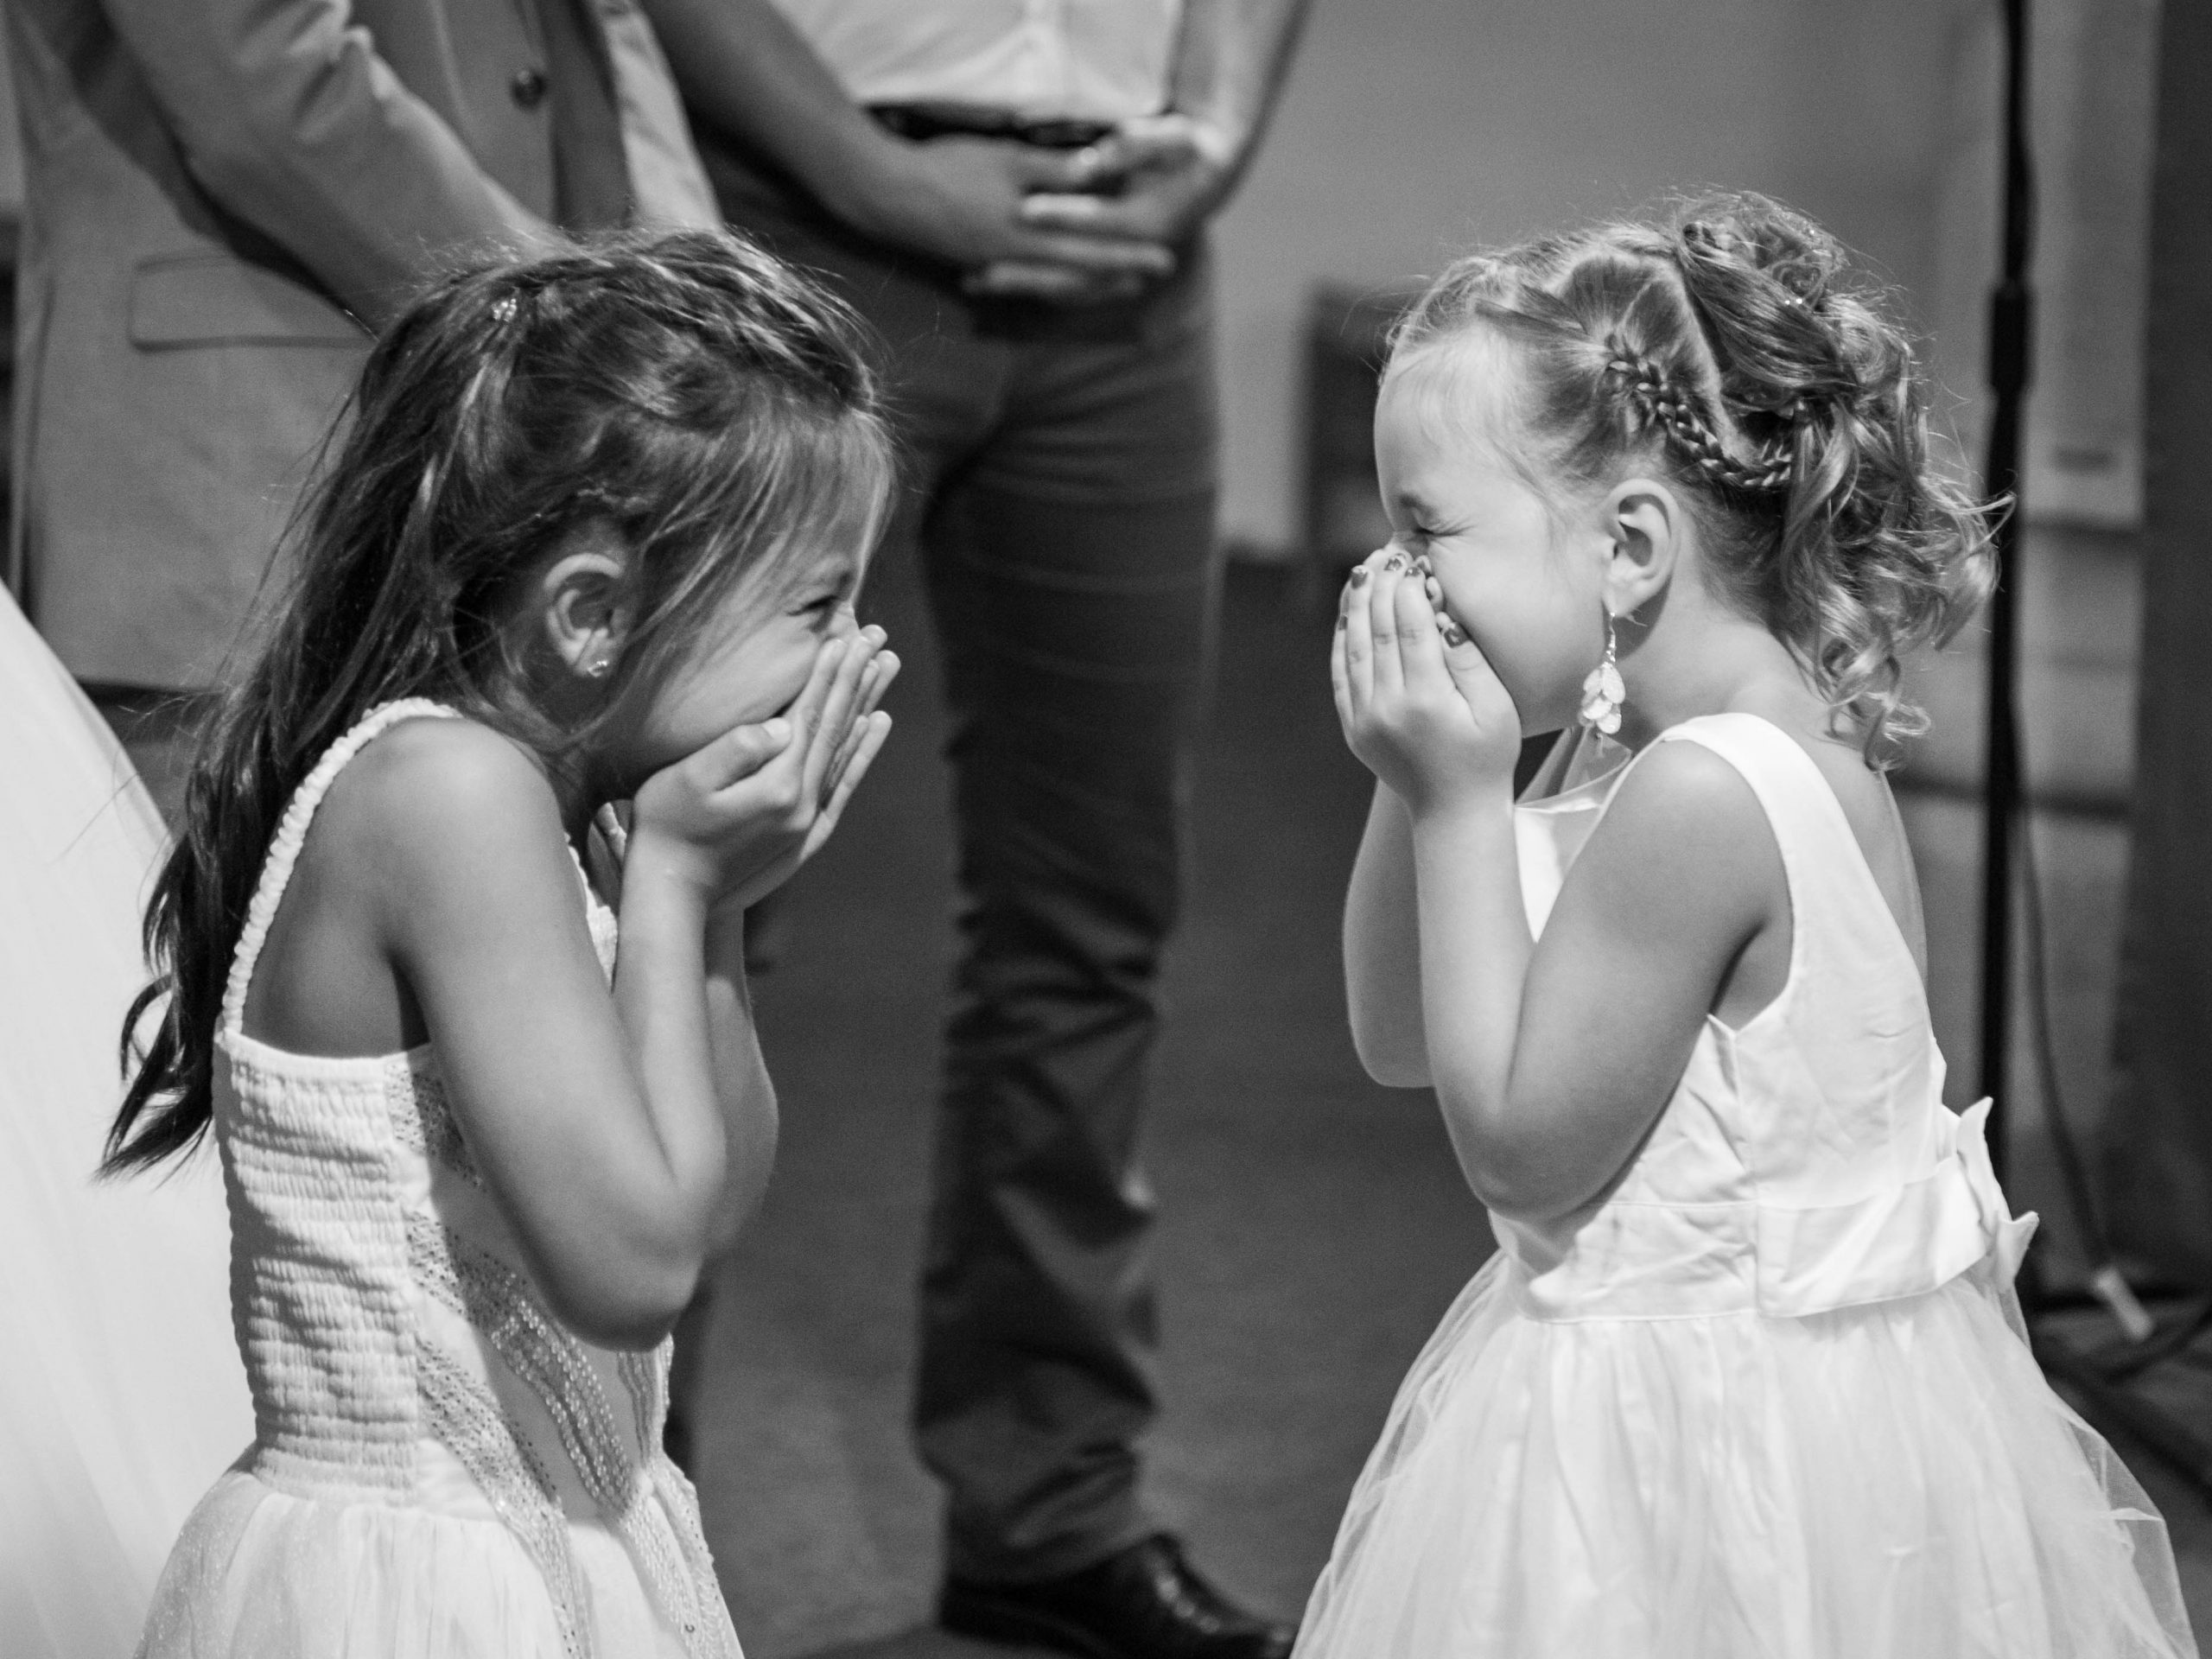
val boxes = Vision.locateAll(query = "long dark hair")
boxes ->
[105,229,891,1174]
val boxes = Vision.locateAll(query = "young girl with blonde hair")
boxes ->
[1307,195,2193,1658]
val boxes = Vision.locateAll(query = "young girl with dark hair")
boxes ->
[1305,196,2194,1657]
[115,228,900,1656]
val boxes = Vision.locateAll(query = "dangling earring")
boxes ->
[1580,611,1624,735]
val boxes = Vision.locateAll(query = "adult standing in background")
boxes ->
[4,0,716,813]
[639,3,1310,1655]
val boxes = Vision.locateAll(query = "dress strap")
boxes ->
[219,700,463,1041]
[1654,711,1922,990]
[1655,713,1866,887]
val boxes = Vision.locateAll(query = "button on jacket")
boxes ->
[5,0,715,690]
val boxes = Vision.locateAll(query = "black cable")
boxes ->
[1977,0,2033,1173]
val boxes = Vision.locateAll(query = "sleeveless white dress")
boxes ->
[0,588,251,1659]
[1295,713,2196,1659]
[138,702,742,1659]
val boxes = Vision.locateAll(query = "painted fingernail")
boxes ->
[1337,614,1347,632]
[1441,621,1467,646]
[1384,555,1408,573]
[1349,567,1369,587]
[1425,577,1444,604]
[1413,555,1433,575]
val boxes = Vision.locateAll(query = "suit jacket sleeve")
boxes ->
[99,0,557,328]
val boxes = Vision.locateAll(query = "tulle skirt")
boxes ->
[138,1468,702,1657]
[1295,1252,2196,1659]
[0,591,252,1659]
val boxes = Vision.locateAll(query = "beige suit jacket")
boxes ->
[5,0,714,688]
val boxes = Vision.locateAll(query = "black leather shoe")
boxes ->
[939,1534,1294,1659]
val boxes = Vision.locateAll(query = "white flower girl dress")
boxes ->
[0,588,251,1659]
[1295,713,2196,1659]
[137,702,741,1657]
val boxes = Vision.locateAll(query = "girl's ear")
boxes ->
[539,533,632,683]
[1598,476,1683,619]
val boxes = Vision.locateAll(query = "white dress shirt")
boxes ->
[768,0,1183,124]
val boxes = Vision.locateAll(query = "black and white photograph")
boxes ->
[3,1,2208,1656]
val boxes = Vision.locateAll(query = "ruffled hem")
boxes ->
[1294,1256,2196,1659]
[138,1471,703,1658]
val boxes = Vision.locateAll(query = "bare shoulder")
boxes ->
[1604,736,1769,854]
[310,714,573,920]
[1572,736,1783,936]
[247,715,577,1053]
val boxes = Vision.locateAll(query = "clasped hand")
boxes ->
[952,113,1236,305]
[630,617,899,914]
[1332,545,1522,816]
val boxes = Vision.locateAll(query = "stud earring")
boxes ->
[585,656,613,680]
[1579,611,1624,735]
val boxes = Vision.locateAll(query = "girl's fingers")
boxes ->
[854,647,899,725]
[1393,567,1452,694]
[800,627,881,798]
[1330,611,1356,733]
[830,650,900,785]
[1366,546,1413,696]
[807,710,893,855]
[696,716,793,791]
[1340,549,1388,708]
[782,634,849,758]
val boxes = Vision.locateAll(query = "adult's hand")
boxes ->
[963,114,1236,302]
[842,134,1174,300]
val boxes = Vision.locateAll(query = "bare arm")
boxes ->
[103,0,556,328]
[1412,746,1777,1220]
[1343,781,1430,1086]
[636,0,1173,282]
[699,909,777,1255]
[1335,555,1779,1224]
[384,728,726,1351]
[383,634,891,1350]
[1163,0,1316,194]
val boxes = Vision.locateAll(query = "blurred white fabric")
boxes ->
[0,588,251,1659]
[769,0,1180,121]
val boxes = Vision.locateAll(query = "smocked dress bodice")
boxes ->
[143,700,741,1659]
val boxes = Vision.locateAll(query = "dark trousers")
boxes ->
[700,142,1220,1582]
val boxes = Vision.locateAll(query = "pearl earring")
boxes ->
[1579,612,1624,735]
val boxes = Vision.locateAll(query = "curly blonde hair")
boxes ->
[1390,192,1993,766]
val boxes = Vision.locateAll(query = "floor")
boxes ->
[667,553,2212,1656]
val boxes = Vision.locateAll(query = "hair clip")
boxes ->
[490,295,520,326]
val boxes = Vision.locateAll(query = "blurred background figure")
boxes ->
[637,3,1311,1655]
[0,581,250,1659]
[3,0,716,818]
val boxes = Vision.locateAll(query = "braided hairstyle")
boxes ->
[108,227,893,1173]
[1389,192,1993,764]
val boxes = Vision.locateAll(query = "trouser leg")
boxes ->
[696,134,1222,1578]
[915,458,1219,1580]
